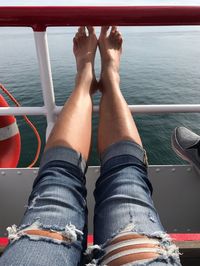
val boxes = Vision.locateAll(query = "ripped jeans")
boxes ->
[0,141,181,265]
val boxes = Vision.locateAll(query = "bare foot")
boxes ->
[98,26,123,91]
[73,26,98,93]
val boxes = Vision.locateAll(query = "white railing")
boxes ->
[1,104,200,116]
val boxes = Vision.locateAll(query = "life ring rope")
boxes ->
[0,83,41,168]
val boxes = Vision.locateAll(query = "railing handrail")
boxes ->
[1,105,200,116]
[1,6,200,31]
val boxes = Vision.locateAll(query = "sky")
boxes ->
[0,0,200,6]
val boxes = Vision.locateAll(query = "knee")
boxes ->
[100,232,161,265]
[7,221,83,246]
[89,230,180,265]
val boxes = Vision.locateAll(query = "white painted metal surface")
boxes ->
[1,166,200,237]
[34,31,56,139]
[0,107,46,116]
[1,104,200,117]
[94,104,200,114]
[63,104,200,114]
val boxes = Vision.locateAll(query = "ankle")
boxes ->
[75,66,94,87]
[102,60,120,73]
[100,68,120,89]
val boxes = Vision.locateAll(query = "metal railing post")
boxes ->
[33,31,56,140]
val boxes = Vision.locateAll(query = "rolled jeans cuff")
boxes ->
[39,146,87,174]
[100,140,148,166]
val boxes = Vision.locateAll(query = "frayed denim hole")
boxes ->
[7,221,84,248]
[134,231,181,264]
[83,245,105,265]
[26,194,40,210]
[97,226,181,266]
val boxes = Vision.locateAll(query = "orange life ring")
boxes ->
[0,94,21,167]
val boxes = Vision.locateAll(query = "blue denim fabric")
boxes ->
[0,147,87,266]
[94,141,156,244]
[0,141,181,265]
[94,141,181,265]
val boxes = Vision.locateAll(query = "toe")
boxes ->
[100,26,110,37]
[118,37,123,47]
[111,26,117,34]
[114,31,120,37]
[114,30,123,46]
[74,32,80,45]
[78,26,86,36]
[73,37,77,45]
[75,32,79,39]
[116,31,122,40]
[87,26,95,35]
[73,37,78,53]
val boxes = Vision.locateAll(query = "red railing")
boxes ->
[0,6,200,31]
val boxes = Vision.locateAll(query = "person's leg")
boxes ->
[97,26,142,154]
[0,26,97,266]
[45,26,97,160]
[92,27,181,265]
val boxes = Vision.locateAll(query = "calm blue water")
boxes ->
[1,26,200,167]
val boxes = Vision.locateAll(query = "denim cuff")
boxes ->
[100,140,148,166]
[39,146,87,174]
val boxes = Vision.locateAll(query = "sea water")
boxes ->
[0,26,200,166]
